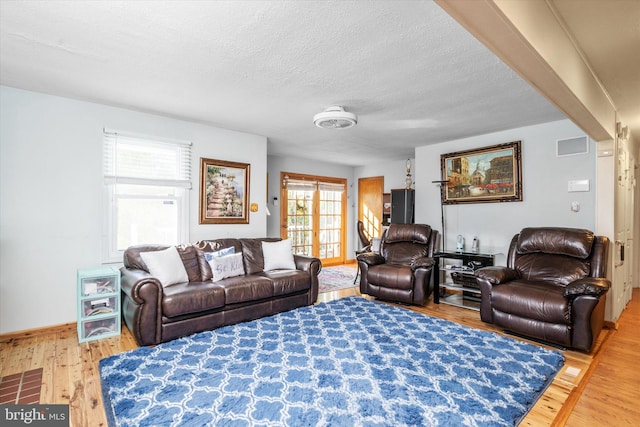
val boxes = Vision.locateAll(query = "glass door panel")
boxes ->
[286,189,313,257]
[319,189,342,264]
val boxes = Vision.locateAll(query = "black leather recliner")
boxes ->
[475,227,610,352]
[357,223,438,306]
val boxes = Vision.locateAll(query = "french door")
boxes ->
[280,172,346,265]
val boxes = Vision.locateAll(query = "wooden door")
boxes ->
[358,176,384,239]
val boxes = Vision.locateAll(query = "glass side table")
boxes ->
[433,250,495,311]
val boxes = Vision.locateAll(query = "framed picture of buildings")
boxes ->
[440,141,522,204]
[200,158,250,224]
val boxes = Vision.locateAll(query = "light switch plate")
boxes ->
[568,179,590,192]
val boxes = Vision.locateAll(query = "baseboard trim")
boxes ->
[0,322,75,343]
[322,260,357,267]
[603,320,617,330]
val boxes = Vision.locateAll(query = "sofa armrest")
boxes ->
[357,252,385,266]
[410,256,435,271]
[120,267,163,346]
[120,268,162,302]
[293,254,322,305]
[476,266,519,324]
[564,278,611,298]
[475,266,520,285]
[293,254,321,275]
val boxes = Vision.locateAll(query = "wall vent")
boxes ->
[557,136,588,157]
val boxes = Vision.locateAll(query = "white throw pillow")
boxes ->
[203,246,235,262]
[140,246,189,287]
[208,252,245,282]
[262,239,296,271]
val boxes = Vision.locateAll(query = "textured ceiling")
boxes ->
[0,1,568,165]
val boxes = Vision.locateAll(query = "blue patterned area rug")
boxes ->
[318,264,357,293]
[99,297,564,427]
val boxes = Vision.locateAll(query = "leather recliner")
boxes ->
[357,223,438,306]
[476,227,610,352]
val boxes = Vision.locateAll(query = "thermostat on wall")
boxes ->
[568,179,589,192]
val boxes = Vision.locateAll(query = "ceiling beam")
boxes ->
[436,0,616,141]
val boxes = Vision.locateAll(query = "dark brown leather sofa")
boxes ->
[121,238,321,346]
[357,223,438,306]
[476,227,610,352]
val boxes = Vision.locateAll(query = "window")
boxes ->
[103,129,192,262]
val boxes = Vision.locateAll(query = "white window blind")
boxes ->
[102,129,192,262]
[286,179,345,193]
[318,182,345,192]
[286,179,317,192]
[103,130,192,188]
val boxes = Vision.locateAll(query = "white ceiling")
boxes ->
[0,1,635,166]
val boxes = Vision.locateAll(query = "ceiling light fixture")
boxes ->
[313,106,357,129]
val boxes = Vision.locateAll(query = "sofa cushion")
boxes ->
[140,246,188,287]
[262,239,296,271]
[261,270,311,296]
[366,264,414,290]
[208,252,245,282]
[517,227,594,259]
[384,224,431,244]
[195,247,214,281]
[162,281,225,318]
[176,244,201,282]
[385,243,428,265]
[514,253,590,286]
[218,275,274,304]
[491,281,570,325]
[240,238,281,274]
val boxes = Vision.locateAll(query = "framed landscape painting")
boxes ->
[440,141,522,205]
[200,158,250,224]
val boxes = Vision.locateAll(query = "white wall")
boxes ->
[0,86,267,334]
[355,158,415,193]
[414,119,596,266]
[266,155,355,256]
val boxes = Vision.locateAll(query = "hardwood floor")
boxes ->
[564,288,640,426]
[1,287,637,426]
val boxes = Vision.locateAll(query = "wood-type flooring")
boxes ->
[1,284,638,426]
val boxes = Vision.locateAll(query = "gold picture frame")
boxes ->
[440,141,522,204]
[199,158,250,224]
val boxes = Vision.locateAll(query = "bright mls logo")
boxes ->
[2,405,69,426]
